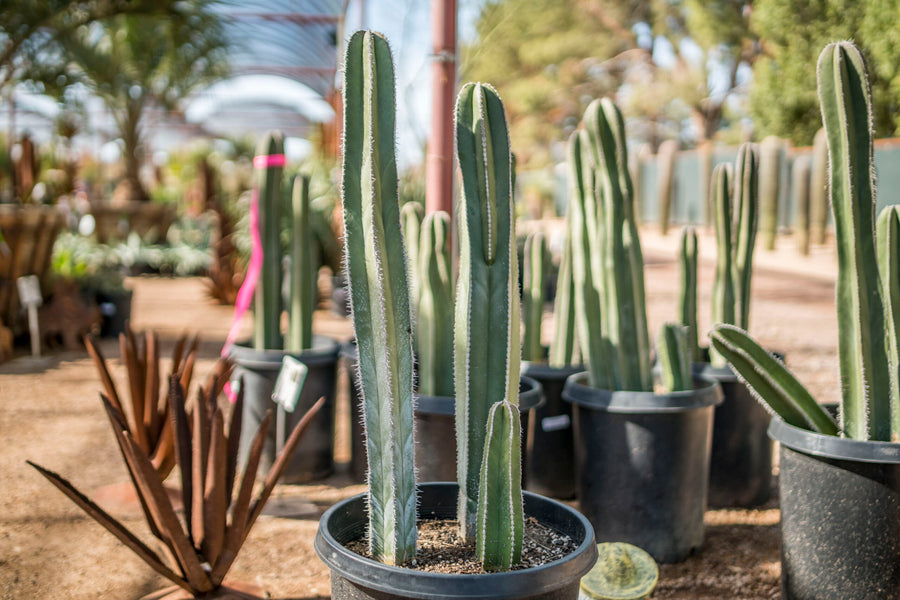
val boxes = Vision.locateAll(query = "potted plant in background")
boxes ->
[561,99,722,564]
[315,30,596,600]
[710,41,900,599]
[229,134,340,484]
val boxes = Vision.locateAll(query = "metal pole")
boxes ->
[425,0,457,216]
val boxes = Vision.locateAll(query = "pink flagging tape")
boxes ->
[222,188,264,401]
[253,153,286,169]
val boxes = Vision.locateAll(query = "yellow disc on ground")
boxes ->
[579,542,658,600]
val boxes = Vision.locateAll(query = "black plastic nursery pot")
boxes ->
[314,482,598,600]
[231,336,340,484]
[770,417,900,599]
[695,360,773,508]
[522,362,583,500]
[563,373,722,564]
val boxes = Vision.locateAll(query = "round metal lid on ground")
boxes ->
[579,542,658,600]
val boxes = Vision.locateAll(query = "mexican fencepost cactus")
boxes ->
[819,41,894,441]
[792,155,812,256]
[584,98,652,392]
[810,128,829,245]
[656,139,678,235]
[732,143,759,331]
[678,226,701,362]
[759,135,783,251]
[657,323,692,393]
[522,230,549,362]
[401,201,424,309]
[417,210,454,397]
[710,164,735,368]
[476,400,524,571]
[287,174,314,352]
[341,30,416,564]
[253,131,284,351]
[454,82,521,540]
[877,205,900,434]
[549,224,578,368]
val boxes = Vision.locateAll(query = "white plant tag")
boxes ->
[271,356,308,413]
[16,275,42,307]
[541,414,571,432]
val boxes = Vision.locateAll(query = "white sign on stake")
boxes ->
[16,275,42,357]
[271,355,309,413]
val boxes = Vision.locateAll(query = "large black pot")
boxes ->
[696,360,773,508]
[231,336,340,484]
[563,373,722,564]
[522,362,583,500]
[770,417,900,599]
[314,482,598,600]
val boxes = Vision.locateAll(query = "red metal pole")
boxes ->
[425,0,457,216]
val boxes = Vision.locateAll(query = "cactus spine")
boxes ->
[476,400,524,571]
[341,30,416,563]
[522,230,549,362]
[549,225,578,368]
[810,128,829,245]
[877,205,900,434]
[678,226,701,362]
[758,135,783,251]
[819,41,893,441]
[417,211,454,397]
[792,155,812,256]
[253,131,284,351]
[454,82,520,540]
[657,323,692,393]
[287,174,314,352]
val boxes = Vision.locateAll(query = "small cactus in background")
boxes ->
[476,400,524,571]
[657,323,692,393]
[711,164,736,340]
[792,155,812,256]
[758,135,783,251]
[401,201,424,309]
[287,174,314,352]
[417,210,454,397]
[656,139,678,235]
[877,205,900,433]
[549,224,579,368]
[677,226,701,362]
[522,230,549,362]
[254,131,285,351]
[810,128,829,245]
[341,30,417,564]
[454,81,521,542]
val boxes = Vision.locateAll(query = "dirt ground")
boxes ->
[0,226,840,600]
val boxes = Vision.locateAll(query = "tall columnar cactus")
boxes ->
[417,210,454,397]
[678,226,701,362]
[522,230,549,362]
[341,30,416,564]
[877,205,900,434]
[810,128,829,245]
[549,224,578,368]
[656,139,678,235]
[711,164,736,340]
[401,201,424,307]
[454,82,521,540]
[758,135,783,251]
[657,323,692,393]
[287,174,314,352]
[476,400,524,571]
[584,98,652,392]
[792,155,812,256]
[253,131,284,351]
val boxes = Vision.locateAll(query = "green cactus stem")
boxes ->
[710,164,735,368]
[810,128,829,245]
[732,143,759,331]
[341,30,416,564]
[759,135,783,251]
[522,230,549,362]
[877,205,900,434]
[549,224,578,368]
[476,400,524,571]
[792,156,812,257]
[253,131,284,351]
[401,201,424,309]
[657,323,692,393]
[417,210,454,397]
[287,174,314,353]
[710,324,839,435]
[819,41,893,441]
[454,81,520,540]
[677,227,701,362]
[656,140,678,235]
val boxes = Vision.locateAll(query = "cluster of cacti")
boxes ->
[548,224,578,368]
[454,81,522,568]
[711,42,900,442]
[657,323,692,393]
[709,143,759,367]
[792,155,812,256]
[522,230,549,362]
[416,211,454,397]
[341,30,417,564]
[253,132,318,353]
[758,135,783,251]
[677,226,701,362]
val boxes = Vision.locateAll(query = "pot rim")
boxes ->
[769,417,900,463]
[562,371,722,413]
[414,376,544,416]
[229,335,341,369]
[314,482,598,599]
[521,362,585,381]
